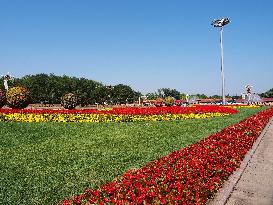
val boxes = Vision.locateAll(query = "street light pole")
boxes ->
[220,27,225,105]
[211,17,230,105]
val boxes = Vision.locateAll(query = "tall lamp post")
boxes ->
[211,17,230,105]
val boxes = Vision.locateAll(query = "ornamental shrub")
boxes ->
[154,98,163,107]
[61,93,78,109]
[6,86,31,109]
[164,96,174,106]
[0,89,6,108]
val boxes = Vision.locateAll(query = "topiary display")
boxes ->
[6,86,31,109]
[154,98,164,107]
[61,93,78,109]
[164,96,174,106]
[0,89,7,108]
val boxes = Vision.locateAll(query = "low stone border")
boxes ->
[207,117,273,205]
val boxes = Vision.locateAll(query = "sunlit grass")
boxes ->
[0,107,266,204]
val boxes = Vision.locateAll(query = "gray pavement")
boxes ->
[208,118,273,205]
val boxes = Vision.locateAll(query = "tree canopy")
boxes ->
[261,88,273,98]
[2,73,270,105]
[0,73,141,105]
[146,88,183,100]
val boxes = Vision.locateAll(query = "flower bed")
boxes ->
[62,107,273,205]
[224,104,261,109]
[0,106,237,123]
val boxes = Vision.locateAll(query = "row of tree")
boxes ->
[144,88,239,100]
[1,73,271,106]
[260,88,273,98]
[0,74,141,105]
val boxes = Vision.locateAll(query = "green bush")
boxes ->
[0,89,6,108]
[6,86,31,109]
[61,93,78,109]
[164,96,174,106]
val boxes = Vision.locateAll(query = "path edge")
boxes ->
[206,117,273,205]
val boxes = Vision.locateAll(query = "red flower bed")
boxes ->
[0,105,237,115]
[62,107,273,205]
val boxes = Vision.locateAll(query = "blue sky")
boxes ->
[0,0,272,96]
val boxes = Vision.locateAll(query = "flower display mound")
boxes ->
[0,89,6,108]
[61,93,78,110]
[63,107,273,205]
[0,105,237,123]
[6,86,31,109]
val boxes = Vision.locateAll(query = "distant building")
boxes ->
[262,98,273,105]
[198,98,233,105]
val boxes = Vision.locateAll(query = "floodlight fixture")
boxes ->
[211,17,230,27]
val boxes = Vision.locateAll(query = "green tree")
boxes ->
[146,92,158,100]
[179,93,187,100]
[93,86,111,105]
[14,73,102,104]
[133,91,142,103]
[112,84,136,104]
[0,79,4,90]
[17,73,51,103]
[231,94,241,100]
[261,88,273,98]
[157,88,181,99]
[195,93,208,99]
[4,73,143,106]
[209,95,222,99]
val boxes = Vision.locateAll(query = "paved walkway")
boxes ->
[208,118,273,205]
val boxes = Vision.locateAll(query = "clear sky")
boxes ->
[0,0,272,96]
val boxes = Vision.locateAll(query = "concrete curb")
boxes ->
[207,117,273,205]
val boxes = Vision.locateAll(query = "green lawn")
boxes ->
[0,107,266,204]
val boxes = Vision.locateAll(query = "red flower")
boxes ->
[0,105,237,115]
[60,107,273,204]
